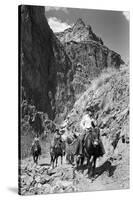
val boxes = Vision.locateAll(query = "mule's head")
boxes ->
[91,130,100,147]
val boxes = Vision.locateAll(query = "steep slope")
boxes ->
[62,66,129,140]
[61,66,129,185]
[20,5,74,121]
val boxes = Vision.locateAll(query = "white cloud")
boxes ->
[48,17,72,32]
[122,11,130,21]
[45,6,68,14]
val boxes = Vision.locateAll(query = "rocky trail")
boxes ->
[19,141,129,195]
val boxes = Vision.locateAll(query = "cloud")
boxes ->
[45,6,68,14]
[122,11,130,21]
[48,17,72,32]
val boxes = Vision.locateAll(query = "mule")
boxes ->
[31,143,41,164]
[84,127,103,177]
[65,137,79,165]
[29,112,44,136]
[50,140,65,169]
[76,127,104,178]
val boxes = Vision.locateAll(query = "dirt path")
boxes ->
[19,145,129,195]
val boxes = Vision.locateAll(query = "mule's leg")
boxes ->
[76,155,80,169]
[55,156,58,167]
[52,156,55,169]
[35,156,38,164]
[33,155,35,163]
[80,155,84,173]
[52,157,54,169]
[91,157,97,177]
[87,155,92,177]
[68,154,71,164]
[34,155,37,164]
[70,155,72,164]
[61,155,63,165]
[81,155,84,166]
[88,156,95,178]
[36,155,38,165]
[50,155,52,166]
[87,157,90,166]
[34,156,36,164]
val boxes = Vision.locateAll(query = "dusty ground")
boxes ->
[19,141,129,195]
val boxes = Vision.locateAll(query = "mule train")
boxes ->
[49,126,104,178]
[30,125,104,178]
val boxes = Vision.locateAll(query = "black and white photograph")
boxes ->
[18,4,129,195]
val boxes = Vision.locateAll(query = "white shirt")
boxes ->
[80,114,94,130]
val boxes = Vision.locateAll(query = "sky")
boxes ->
[45,6,129,63]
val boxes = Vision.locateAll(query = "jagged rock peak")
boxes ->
[73,18,85,29]
[56,18,104,45]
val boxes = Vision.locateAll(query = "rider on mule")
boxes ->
[51,128,62,148]
[31,135,41,155]
[78,107,105,157]
[50,128,65,168]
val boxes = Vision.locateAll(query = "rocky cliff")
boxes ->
[20,5,74,121]
[20,6,124,122]
[56,18,124,97]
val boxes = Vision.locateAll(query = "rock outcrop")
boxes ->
[56,18,103,44]
[56,18,124,97]
[20,5,74,121]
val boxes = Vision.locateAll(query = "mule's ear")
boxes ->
[91,121,95,128]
